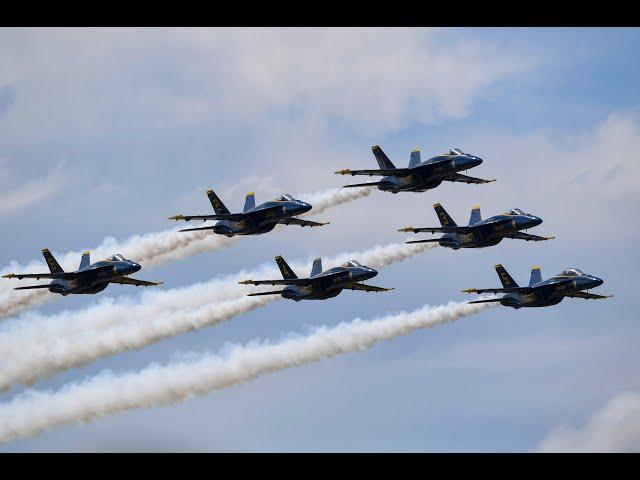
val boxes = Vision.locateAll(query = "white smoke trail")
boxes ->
[0,241,435,390]
[0,298,496,443]
[0,187,372,318]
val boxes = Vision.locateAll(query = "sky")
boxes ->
[0,27,639,452]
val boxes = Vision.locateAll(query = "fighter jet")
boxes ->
[399,204,555,249]
[169,190,328,236]
[462,264,612,308]
[2,249,162,295]
[239,256,393,301]
[334,145,495,193]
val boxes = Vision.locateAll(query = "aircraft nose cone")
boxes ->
[592,276,604,287]
[529,215,543,227]
[465,157,482,169]
[300,202,312,213]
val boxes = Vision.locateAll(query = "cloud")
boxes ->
[0,160,68,219]
[0,28,531,145]
[538,391,640,452]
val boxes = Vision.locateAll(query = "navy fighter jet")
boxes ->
[169,190,328,236]
[239,256,393,301]
[462,264,612,308]
[399,204,555,249]
[2,249,162,295]
[334,146,495,193]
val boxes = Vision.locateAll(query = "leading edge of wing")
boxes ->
[335,168,412,177]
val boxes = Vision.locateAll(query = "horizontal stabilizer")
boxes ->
[14,285,52,291]
[178,226,217,232]
[405,239,443,244]
[247,290,286,297]
[342,181,387,188]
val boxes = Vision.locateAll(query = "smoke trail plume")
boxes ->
[0,298,495,443]
[0,187,371,318]
[0,241,436,390]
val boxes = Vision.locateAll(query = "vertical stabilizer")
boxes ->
[371,145,396,169]
[243,192,256,212]
[275,256,298,279]
[79,251,91,270]
[310,258,323,277]
[409,149,421,167]
[433,203,457,227]
[529,266,543,286]
[206,189,230,215]
[42,249,64,273]
[495,264,519,288]
[469,205,482,226]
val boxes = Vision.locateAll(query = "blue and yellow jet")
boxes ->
[335,145,495,193]
[462,264,612,308]
[2,249,162,295]
[399,204,555,249]
[169,190,328,236]
[239,256,393,301]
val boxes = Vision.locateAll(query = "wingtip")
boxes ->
[335,169,351,175]
[238,280,254,285]
[461,288,477,293]
[168,215,184,221]
[2,273,15,279]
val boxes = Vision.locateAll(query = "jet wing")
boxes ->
[278,217,329,227]
[443,173,496,184]
[343,282,394,292]
[504,232,555,241]
[342,181,388,188]
[398,226,474,234]
[2,264,113,281]
[2,272,72,280]
[110,277,163,287]
[565,292,613,300]
[462,286,534,294]
[239,278,313,286]
[169,213,246,222]
[335,168,413,177]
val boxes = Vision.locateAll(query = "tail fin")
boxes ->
[310,258,322,277]
[372,145,396,169]
[408,149,421,167]
[79,251,91,270]
[495,264,519,288]
[529,265,543,286]
[206,189,230,215]
[469,205,482,226]
[275,256,297,279]
[433,203,457,227]
[243,192,256,212]
[42,249,64,274]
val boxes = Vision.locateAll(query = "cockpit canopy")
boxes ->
[107,254,127,262]
[344,260,362,268]
[505,208,525,215]
[277,194,295,202]
[449,148,464,155]
[559,268,584,277]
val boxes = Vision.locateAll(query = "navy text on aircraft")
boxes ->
[239,256,393,301]
[2,249,162,295]
[169,190,328,236]
[399,204,555,249]
[335,145,495,193]
[462,264,612,308]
